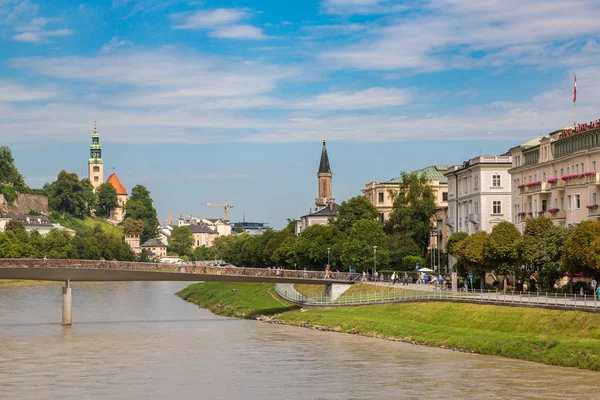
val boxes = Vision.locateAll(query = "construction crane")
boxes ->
[201,201,234,221]
[158,212,175,225]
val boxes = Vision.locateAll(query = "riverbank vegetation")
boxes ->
[176,282,298,318]
[178,282,600,370]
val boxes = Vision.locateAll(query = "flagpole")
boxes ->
[573,74,577,126]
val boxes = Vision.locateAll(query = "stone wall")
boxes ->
[0,193,49,216]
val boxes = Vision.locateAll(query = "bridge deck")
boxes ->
[0,267,353,285]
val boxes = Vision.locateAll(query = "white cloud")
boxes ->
[0,81,58,102]
[2,1,72,43]
[172,8,247,29]
[321,0,405,15]
[319,0,600,71]
[210,24,267,40]
[171,8,268,40]
[100,36,134,53]
[296,87,410,110]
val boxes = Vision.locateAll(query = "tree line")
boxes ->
[448,217,600,293]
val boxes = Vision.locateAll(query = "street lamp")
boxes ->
[327,247,331,269]
[373,246,378,276]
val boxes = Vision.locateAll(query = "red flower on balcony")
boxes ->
[548,208,560,214]
[517,212,526,217]
[547,177,558,183]
[585,171,597,176]
[587,204,599,209]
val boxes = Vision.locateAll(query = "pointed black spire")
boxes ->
[318,138,331,174]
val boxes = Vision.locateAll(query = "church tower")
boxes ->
[88,122,104,191]
[315,138,334,210]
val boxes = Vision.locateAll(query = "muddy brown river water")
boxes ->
[1,282,598,399]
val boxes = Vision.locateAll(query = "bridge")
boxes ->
[0,259,356,326]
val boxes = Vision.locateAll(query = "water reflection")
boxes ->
[0,282,598,400]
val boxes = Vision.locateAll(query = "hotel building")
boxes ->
[509,119,600,230]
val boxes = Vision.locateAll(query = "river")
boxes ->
[0,282,598,399]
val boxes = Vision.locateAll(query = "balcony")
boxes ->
[516,213,527,223]
[527,182,551,194]
[445,217,454,226]
[588,206,600,217]
[549,180,566,190]
[468,214,479,224]
[548,210,566,220]
[586,172,600,184]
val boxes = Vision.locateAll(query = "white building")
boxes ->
[445,155,513,236]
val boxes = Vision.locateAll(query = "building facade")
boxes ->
[141,238,167,259]
[509,119,600,230]
[189,224,218,248]
[362,165,450,223]
[295,139,339,235]
[106,173,127,222]
[445,155,513,236]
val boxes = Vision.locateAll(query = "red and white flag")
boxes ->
[574,74,577,103]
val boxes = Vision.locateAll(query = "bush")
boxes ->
[0,185,17,204]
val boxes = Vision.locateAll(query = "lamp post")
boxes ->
[373,246,378,276]
[327,247,331,269]
[430,230,436,271]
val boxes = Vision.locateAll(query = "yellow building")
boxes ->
[362,165,450,247]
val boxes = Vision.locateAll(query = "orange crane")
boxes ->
[158,212,175,225]
[201,201,234,220]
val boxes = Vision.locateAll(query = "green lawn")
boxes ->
[179,282,600,370]
[49,214,123,238]
[294,282,423,301]
[176,282,299,318]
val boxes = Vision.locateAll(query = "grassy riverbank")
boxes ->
[178,282,600,370]
[0,279,56,286]
[176,282,299,318]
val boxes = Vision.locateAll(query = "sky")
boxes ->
[3,0,600,228]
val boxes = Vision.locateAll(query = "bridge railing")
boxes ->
[0,258,362,282]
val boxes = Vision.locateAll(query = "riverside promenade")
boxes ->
[276,281,600,312]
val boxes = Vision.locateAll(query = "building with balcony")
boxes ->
[509,119,600,230]
[445,155,513,236]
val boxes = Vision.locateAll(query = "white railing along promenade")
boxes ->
[275,283,600,311]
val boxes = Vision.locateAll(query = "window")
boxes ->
[542,199,547,212]
[554,170,557,178]
[442,192,448,201]
[543,172,546,181]
[561,197,564,210]
[492,174,501,187]
[594,193,598,206]
[594,161,597,171]
[576,164,579,174]
[575,194,581,209]
[322,181,326,195]
[561,168,564,177]
[567,167,570,175]
[93,166,100,172]
[567,195,572,210]
[378,192,384,203]
[493,201,502,214]
[379,213,384,223]
[581,163,585,172]
[94,176,99,182]
[475,202,479,215]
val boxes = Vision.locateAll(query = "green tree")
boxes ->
[340,220,389,272]
[387,232,421,268]
[294,225,345,269]
[192,245,214,261]
[169,226,194,256]
[454,231,490,288]
[4,219,25,232]
[563,220,600,288]
[0,146,25,190]
[123,218,144,237]
[401,255,424,271]
[96,183,118,218]
[486,222,521,288]
[385,171,437,255]
[520,217,569,291]
[46,171,96,217]
[43,229,78,259]
[331,196,380,232]
[124,185,158,242]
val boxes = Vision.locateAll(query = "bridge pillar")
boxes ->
[325,283,352,301]
[62,280,72,326]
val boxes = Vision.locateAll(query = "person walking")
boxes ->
[403,272,408,286]
[362,270,367,283]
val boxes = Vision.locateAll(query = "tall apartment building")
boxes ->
[509,119,600,230]
[445,155,513,236]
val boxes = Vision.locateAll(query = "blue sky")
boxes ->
[3,0,600,228]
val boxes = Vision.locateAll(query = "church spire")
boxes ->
[318,137,331,174]
[88,121,104,191]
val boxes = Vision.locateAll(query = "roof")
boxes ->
[318,139,331,174]
[188,224,216,234]
[141,238,166,247]
[5,213,52,227]
[302,203,339,218]
[106,173,127,195]
[380,165,450,185]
